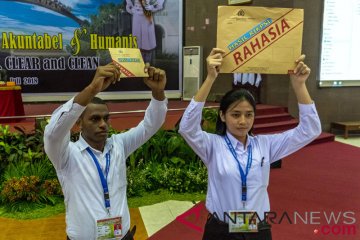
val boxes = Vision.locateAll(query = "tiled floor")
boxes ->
[335,135,360,148]
[139,200,195,236]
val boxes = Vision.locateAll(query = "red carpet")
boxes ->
[149,141,360,240]
[148,202,207,240]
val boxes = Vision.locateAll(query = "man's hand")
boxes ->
[143,64,166,101]
[143,66,166,91]
[74,63,120,106]
[88,63,120,94]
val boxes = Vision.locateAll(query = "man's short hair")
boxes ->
[90,97,106,105]
[78,97,107,120]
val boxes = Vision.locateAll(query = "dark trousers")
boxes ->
[202,214,272,240]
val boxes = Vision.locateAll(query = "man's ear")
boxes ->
[76,118,82,130]
[220,110,226,122]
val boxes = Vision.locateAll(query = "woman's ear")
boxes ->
[220,110,226,122]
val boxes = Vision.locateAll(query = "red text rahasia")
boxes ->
[232,18,291,65]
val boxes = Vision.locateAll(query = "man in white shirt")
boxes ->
[44,63,167,240]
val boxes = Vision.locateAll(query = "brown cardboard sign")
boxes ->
[109,48,149,78]
[217,6,304,74]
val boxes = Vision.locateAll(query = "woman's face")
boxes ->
[220,100,255,144]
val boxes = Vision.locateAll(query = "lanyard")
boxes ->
[86,147,111,215]
[224,135,253,208]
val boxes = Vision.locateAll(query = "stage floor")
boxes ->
[4,100,219,133]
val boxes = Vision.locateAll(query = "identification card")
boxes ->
[228,210,258,233]
[96,216,122,240]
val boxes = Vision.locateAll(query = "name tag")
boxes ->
[228,210,258,233]
[96,216,122,239]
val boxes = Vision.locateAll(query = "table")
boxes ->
[331,121,360,139]
[0,86,25,123]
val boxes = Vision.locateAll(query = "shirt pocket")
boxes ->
[260,158,270,187]
[111,155,127,189]
[246,159,263,188]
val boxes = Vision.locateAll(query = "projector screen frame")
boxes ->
[317,0,360,88]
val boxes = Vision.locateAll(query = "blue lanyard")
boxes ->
[224,135,253,207]
[86,147,111,214]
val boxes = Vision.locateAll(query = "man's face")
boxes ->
[79,103,110,148]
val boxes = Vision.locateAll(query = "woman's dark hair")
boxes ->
[215,89,256,136]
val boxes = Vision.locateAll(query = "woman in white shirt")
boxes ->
[126,0,164,63]
[179,48,322,240]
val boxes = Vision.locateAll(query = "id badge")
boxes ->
[228,210,258,233]
[96,216,122,240]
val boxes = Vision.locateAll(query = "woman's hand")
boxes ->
[290,54,311,87]
[206,48,225,81]
[289,54,313,104]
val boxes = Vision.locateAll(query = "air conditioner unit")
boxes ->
[182,46,203,100]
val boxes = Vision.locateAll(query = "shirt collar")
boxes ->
[225,131,251,149]
[76,133,114,153]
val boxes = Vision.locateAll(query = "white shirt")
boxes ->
[44,97,167,240]
[126,0,164,15]
[125,0,164,50]
[179,99,321,222]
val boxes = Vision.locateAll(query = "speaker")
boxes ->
[182,46,203,100]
